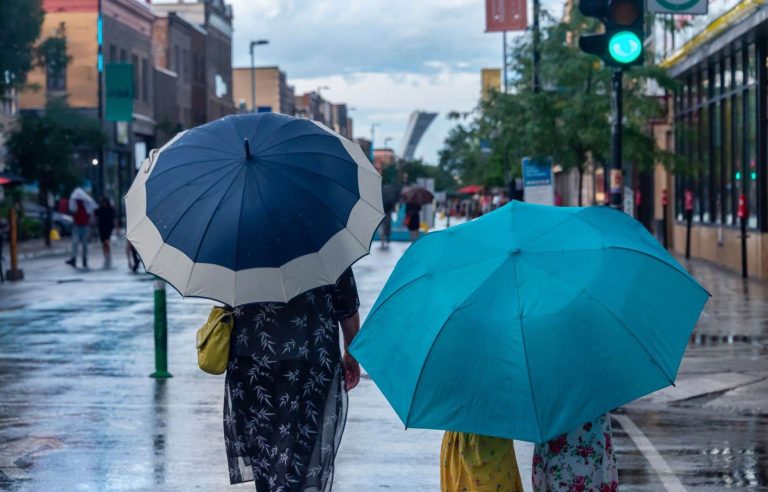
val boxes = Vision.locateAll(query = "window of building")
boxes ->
[141,57,149,102]
[120,49,127,62]
[109,44,116,62]
[175,45,180,74]
[132,54,139,100]
[46,62,66,92]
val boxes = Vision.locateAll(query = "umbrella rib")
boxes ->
[512,256,545,443]
[256,132,342,155]
[146,156,241,182]
[147,165,241,273]
[250,117,301,153]
[260,156,383,214]
[263,164,371,253]
[246,165,294,300]
[519,257,677,386]
[145,161,241,216]
[403,256,512,429]
[231,167,250,305]
[192,125,243,154]
[261,150,381,177]
[606,245,711,296]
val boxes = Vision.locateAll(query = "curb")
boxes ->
[17,245,71,261]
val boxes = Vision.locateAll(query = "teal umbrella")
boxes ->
[349,201,709,442]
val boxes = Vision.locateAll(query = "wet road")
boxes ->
[0,236,766,491]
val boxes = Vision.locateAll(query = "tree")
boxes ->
[6,98,105,207]
[438,9,680,204]
[0,0,44,95]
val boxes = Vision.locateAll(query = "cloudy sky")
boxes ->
[228,0,564,164]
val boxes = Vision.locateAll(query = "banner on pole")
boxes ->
[105,63,133,122]
[485,0,527,32]
[522,157,554,206]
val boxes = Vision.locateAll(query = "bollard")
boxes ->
[150,279,172,378]
[6,207,24,281]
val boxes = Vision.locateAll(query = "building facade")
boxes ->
[657,0,768,277]
[232,66,295,115]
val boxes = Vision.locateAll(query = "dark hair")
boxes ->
[100,197,111,208]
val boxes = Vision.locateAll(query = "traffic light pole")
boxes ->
[610,68,623,209]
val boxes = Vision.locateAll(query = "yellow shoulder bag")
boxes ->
[196,306,234,375]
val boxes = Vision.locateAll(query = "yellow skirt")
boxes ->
[441,432,524,492]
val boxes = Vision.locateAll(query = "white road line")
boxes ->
[613,414,687,492]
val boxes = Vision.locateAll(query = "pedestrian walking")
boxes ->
[532,414,618,492]
[405,202,421,241]
[441,432,524,491]
[380,202,393,248]
[94,197,116,269]
[66,187,97,269]
[225,268,361,489]
[124,113,384,490]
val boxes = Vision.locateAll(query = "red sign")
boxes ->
[738,194,748,219]
[684,190,693,212]
[661,189,668,206]
[486,0,527,32]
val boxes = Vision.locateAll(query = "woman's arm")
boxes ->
[340,312,361,391]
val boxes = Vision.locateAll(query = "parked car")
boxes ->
[21,201,74,237]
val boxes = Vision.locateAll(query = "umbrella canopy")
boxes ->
[69,187,98,214]
[382,184,401,210]
[125,113,384,306]
[0,172,25,186]
[350,201,709,442]
[457,184,483,194]
[401,186,434,205]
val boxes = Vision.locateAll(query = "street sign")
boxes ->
[522,157,554,206]
[105,63,133,122]
[647,0,707,15]
[485,0,527,32]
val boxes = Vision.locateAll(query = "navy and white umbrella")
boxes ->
[125,113,383,306]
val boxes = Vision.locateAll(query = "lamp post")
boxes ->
[249,39,269,112]
[370,122,380,162]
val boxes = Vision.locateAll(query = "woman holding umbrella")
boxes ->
[401,186,433,242]
[125,113,384,491]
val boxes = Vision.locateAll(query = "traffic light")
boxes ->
[578,0,644,67]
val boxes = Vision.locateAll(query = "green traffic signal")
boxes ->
[751,172,757,181]
[735,171,742,181]
[608,31,642,64]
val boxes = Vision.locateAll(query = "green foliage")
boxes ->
[6,98,105,204]
[399,158,457,191]
[0,0,44,95]
[36,23,71,79]
[438,8,677,194]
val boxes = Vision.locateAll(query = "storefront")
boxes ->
[660,1,768,277]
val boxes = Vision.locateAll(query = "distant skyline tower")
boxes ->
[399,111,437,161]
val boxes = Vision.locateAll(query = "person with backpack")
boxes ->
[66,187,97,269]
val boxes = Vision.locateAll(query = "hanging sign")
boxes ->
[647,0,708,15]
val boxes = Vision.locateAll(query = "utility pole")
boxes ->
[97,0,104,198]
[610,69,623,208]
[532,0,541,93]
[503,31,508,93]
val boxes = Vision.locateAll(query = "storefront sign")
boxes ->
[485,0,527,32]
[522,157,554,206]
[105,63,133,122]
[647,0,708,15]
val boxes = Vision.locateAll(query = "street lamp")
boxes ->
[384,137,393,149]
[370,123,380,161]
[317,85,330,98]
[250,39,269,113]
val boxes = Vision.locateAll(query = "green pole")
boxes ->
[151,279,172,378]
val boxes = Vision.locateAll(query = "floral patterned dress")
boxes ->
[532,413,618,492]
[224,269,359,491]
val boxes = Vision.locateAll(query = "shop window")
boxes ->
[747,88,758,228]
[712,102,722,224]
[723,97,733,224]
[700,107,710,222]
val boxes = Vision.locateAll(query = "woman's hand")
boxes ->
[342,351,360,391]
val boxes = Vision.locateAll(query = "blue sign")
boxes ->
[522,157,553,187]
[257,106,273,113]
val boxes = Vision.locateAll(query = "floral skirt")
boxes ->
[532,413,618,492]
[224,356,347,491]
[440,432,524,492]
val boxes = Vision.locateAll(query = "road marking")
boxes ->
[613,414,687,492]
